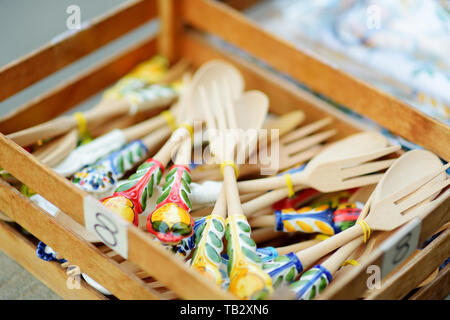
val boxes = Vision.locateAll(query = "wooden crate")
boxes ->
[0,0,449,300]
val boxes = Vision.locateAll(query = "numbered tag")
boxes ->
[84,196,129,259]
[379,218,421,278]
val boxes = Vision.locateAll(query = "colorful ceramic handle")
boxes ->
[225,214,273,300]
[122,85,177,113]
[275,205,338,235]
[147,165,194,244]
[190,214,226,285]
[262,252,303,288]
[272,188,320,211]
[173,217,206,258]
[72,140,148,197]
[103,55,168,100]
[289,264,332,300]
[101,158,164,225]
[36,242,66,263]
[256,247,279,263]
[54,129,127,177]
[333,201,363,232]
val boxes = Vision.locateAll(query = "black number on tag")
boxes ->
[94,212,119,247]
[392,232,411,265]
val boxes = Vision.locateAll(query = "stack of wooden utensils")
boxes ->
[3,56,449,300]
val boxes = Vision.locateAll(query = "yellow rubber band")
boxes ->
[357,220,372,243]
[161,110,177,132]
[220,161,239,179]
[283,174,295,198]
[342,259,359,267]
[73,112,88,135]
[178,123,194,139]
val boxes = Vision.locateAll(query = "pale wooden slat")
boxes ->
[180,0,450,161]
[0,133,86,226]
[0,0,156,102]
[365,228,450,299]
[0,220,107,300]
[0,36,158,134]
[0,180,163,300]
[157,0,182,63]
[318,197,450,299]
[409,264,450,300]
[0,133,233,299]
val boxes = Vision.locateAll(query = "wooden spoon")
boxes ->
[145,60,244,244]
[200,79,274,299]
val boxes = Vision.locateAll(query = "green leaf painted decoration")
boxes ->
[289,264,332,300]
[190,215,226,285]
[225,214,273,300]
[262,252,303,289]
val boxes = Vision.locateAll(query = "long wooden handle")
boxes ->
[296,224,363,271]
[248,214,275,228]
[276,238,323,256]
[122,114,167,142]
[223,165,244,215]
[321,236,364,275]
[141,126,172,151]
[154,127,189,165]
[242,185,305,217]
[237,170,308,194]
[7,99,130,147]
[211,187,227,218]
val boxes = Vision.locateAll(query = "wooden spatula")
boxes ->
[237,132,400,194]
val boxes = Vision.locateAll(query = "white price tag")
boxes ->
[84,196,129,259]
[379,218,421,278]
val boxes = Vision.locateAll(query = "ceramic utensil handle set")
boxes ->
[12,56,450,301]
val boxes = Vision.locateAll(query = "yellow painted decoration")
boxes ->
[296,220,314,233]
[228,264,272,300]
[283,221,296,232]
[314,220,335,235]
[151,203,191,229]
[227,214,273,300]
[102,196,135,223]
[191,215,225,285]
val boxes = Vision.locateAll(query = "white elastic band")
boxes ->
[190,181,223,205]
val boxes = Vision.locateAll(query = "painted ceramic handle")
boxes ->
[333,202,363,232]
[53,129,127,177]
[103,55,168,100]
[275,205,337,235]
[289,264,332,300]
[225,214,273,300]
[262,252,303,289]
[147,165,194,244]
[190,215,226,285]
[101,158,164,225]
[72,140,148,197]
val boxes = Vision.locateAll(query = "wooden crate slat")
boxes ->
[157,0,182,63]
[0,0,156,103]
[0,133,86,226]
[0,133,233,299]
[366,228,450,299]
[409,263,450,300]
[318,197,450,299]
[180,0,450,161]
[0,220,107,300]
[0,179,163,300]
[0,36,158,134]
